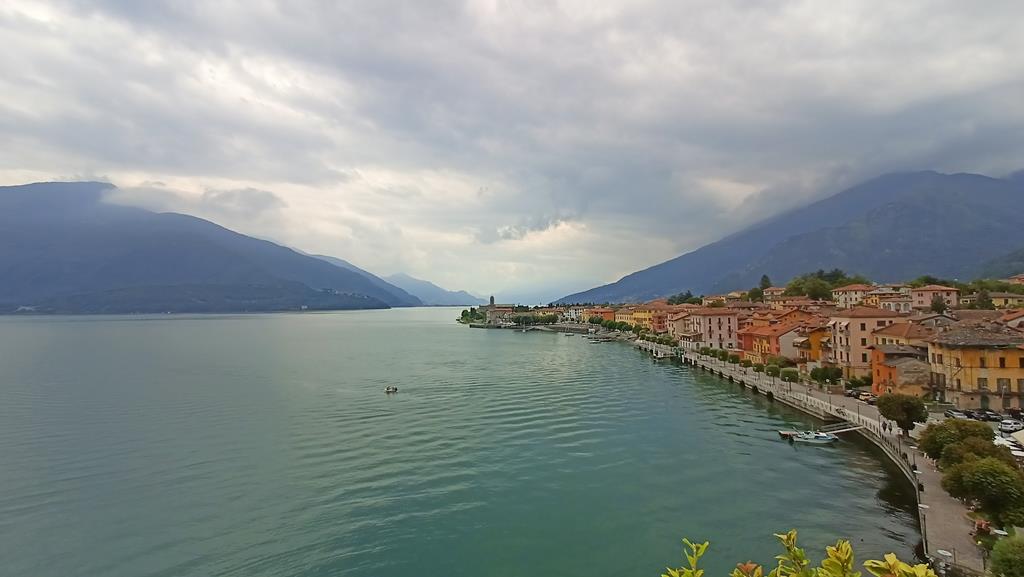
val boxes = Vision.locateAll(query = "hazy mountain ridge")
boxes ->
[557,171,1024,303]
[384,273,486,306]
[311,254,422,306]
[0,182,406,313]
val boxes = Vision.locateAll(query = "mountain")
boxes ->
[978,247,1024,280]
[311,254,422,306]
[383,273,486,306]
[0,182,412,313]
[557,171,1024,303]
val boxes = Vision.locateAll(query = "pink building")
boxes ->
[910,285,959,309]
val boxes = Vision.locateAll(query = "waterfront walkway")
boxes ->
[649,346,985,573]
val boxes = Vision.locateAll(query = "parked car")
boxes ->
[961,409,981,420]
[998,419,1024,433]
[944,409,968,419]
[976,409,1003,422]
[845,389,862,398]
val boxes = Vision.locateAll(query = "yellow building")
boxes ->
[632,307,653,330]
[927,321,1024,410]
[614,307,635,326]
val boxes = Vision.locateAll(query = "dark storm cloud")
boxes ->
[2,1,1023,298]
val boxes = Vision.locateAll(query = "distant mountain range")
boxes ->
[557,171,1024,304]
[310,254,422,307]
[0,182,420,313]
[383,273,486,306]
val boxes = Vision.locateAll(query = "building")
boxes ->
[794,326,831,370]
[763,287,787,301]
[1000,310,1024,329]
[977,292,1024,309]
[583,307,616,322]
[863,286,906,307]
[870,344,930,397]
[614,307,635,326]
[827,307,903,378]
[562,306,587,323]
[927,321,1024,410]
[686,308,740,350]
[831,284,873,308]
[740,323,802,365]
[666,311,692,341]
[878,295,913,314]
[871,322,936,347]
[1005,273,1024,286]
[910,285,960,310]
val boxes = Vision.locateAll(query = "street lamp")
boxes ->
[918,504,929,554]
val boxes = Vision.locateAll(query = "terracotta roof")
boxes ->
[1000,310,1024,322]
[740,322,802,337]
[883,357,930,371]
[832,284,874,292]
[871,322,936,339]
[688,308,740,316]
[914,284,959,291]
[930,321,1024,348]
[831,306,904,319]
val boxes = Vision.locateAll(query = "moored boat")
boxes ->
[786,431,838,444]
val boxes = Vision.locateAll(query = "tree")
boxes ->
[765,365,781,378]
[747,287,764,302]
[760,274,772,290]
[740,359,752,368]
[991,536,1024,577]
[974,289,995,310]
[939,436,1016,469]
[804,278,832,300]
[929,295,948,313]
[661,530,934,577]
[941,458,1024,523]
[875,394,928,435]
[780,368,799,382]
[918,419,995,460]
[753,363,765,373]
[588,315,603,324]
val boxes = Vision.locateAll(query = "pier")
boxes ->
[635,342,986,574]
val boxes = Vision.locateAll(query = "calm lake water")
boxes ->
[0,308,919,577]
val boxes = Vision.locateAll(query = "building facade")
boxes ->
[827,307,902,378]
[911,285,960,310]
[927,322,1024,410]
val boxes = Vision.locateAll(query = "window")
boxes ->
[1018,378,1024,392]
[861,353,868,363]
[1019,357,1024,368]
[956,378,961,390]
[980,357,987,368]
[860,323,866,331]
[860,338,867,346]
[931,353,936,363]
[937,354,943,364]
[978,377,989,391]
[955,357,961,367]
[997,378,1010,392]
[999,357,1006,368]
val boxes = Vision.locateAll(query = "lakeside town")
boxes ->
[462,269,1024,574]
[464,270,1024,415]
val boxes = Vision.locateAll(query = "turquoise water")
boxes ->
[0,308,918,577]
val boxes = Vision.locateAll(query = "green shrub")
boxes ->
[740,359,752,368]
[753,363,765,373]
[780,368,799,382]
[765,364,781,377]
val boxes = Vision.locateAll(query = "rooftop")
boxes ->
[872,322,936,339]
[832,306,904,319]
[914,284,959,291]
[832,283,874,292]
[930,321,1024,348]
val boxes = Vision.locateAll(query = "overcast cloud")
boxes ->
[2,1,1023,301]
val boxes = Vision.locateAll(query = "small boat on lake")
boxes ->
[384,386,399,394]
[778,430,838,444]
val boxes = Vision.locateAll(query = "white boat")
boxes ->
[791,431,839,444]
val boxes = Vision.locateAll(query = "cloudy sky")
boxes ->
[2,1,1023,302]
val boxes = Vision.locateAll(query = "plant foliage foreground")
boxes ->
[662,531,934,577]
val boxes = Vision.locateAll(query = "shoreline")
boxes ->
[637,342,985,574]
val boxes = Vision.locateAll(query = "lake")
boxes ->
[0,308,919,576]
